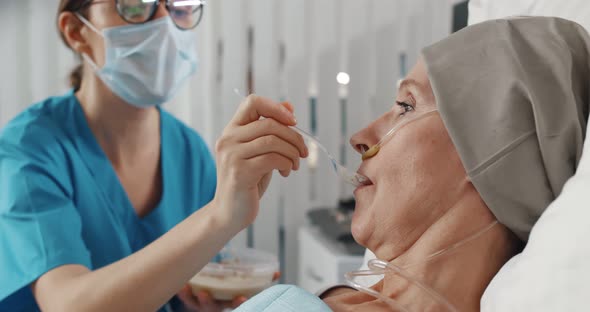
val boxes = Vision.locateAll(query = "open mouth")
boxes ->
[354,177,373,197]
[360,179,373,186]
[356,173,374,187]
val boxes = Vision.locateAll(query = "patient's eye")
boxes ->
[396,101,414,116]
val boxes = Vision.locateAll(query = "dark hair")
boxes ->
[57,0,88,91]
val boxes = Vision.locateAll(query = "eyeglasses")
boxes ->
[78,0,206,30]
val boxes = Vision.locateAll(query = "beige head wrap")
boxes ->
[423,17,590,241]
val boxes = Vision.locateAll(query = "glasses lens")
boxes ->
[168,0,205,29]
[117,0,157,24]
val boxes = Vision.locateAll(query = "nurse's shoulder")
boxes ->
[0,93,77,201]
[0,92,76,155]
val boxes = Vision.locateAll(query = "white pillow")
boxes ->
[468,2,590,310]
[480,123,590,311]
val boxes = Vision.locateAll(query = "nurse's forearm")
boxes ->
[33,199,242,312]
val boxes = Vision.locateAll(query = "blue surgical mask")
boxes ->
[76,14,198,108]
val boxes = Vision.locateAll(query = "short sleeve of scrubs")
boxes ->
[0,93,218,311]
[0,119,91,303]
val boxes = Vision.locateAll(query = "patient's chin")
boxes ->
[351,214,372,248]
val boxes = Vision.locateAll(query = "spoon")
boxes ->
[233,89,370,187]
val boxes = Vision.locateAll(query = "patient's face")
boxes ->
[349,58,469,260]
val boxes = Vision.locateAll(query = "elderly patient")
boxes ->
[236,16,590,312]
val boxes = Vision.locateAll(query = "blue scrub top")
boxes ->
[0,91,217,311]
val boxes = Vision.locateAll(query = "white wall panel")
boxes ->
[0,1,31,126]
[373,0,400,31]
[281,0,307,65]
[279,1,311,284]
[221,0,249,249]
[316,46,341,207]
[249,0,281,260]
[374,22,401,118]
[346,35,373,187]
[308,0,338,97]
[282,57,311,284]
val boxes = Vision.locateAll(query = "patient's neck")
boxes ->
[377,185,520,311]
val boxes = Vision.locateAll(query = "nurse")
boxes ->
[0,0,307,311]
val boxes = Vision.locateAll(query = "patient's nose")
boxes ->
[350,124,379,155]
[351,112,393,156]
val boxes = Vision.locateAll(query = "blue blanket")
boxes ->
[235,285,332,312]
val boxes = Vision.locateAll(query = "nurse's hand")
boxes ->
[213,95,308,230]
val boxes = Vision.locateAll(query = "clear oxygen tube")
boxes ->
[345,221,499,312]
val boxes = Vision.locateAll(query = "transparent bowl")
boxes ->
[189,247,279,301]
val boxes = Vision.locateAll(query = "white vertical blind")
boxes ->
[250,0,281,259]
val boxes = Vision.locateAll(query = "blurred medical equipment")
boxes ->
[234,89,369,187]
[298,224,364,294]
[307,198,363,255]
[345,221,499,312]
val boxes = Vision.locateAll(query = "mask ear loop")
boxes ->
[345,221,499,311]
[75,13,102,35]
[73,13,104,74]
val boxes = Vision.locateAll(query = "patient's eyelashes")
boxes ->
[396,101,415,116]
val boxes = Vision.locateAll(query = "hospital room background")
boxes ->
[2,0,589,296]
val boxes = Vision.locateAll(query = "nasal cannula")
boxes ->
[361,110,439,160]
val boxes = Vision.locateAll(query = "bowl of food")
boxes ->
[189,247,279,301]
